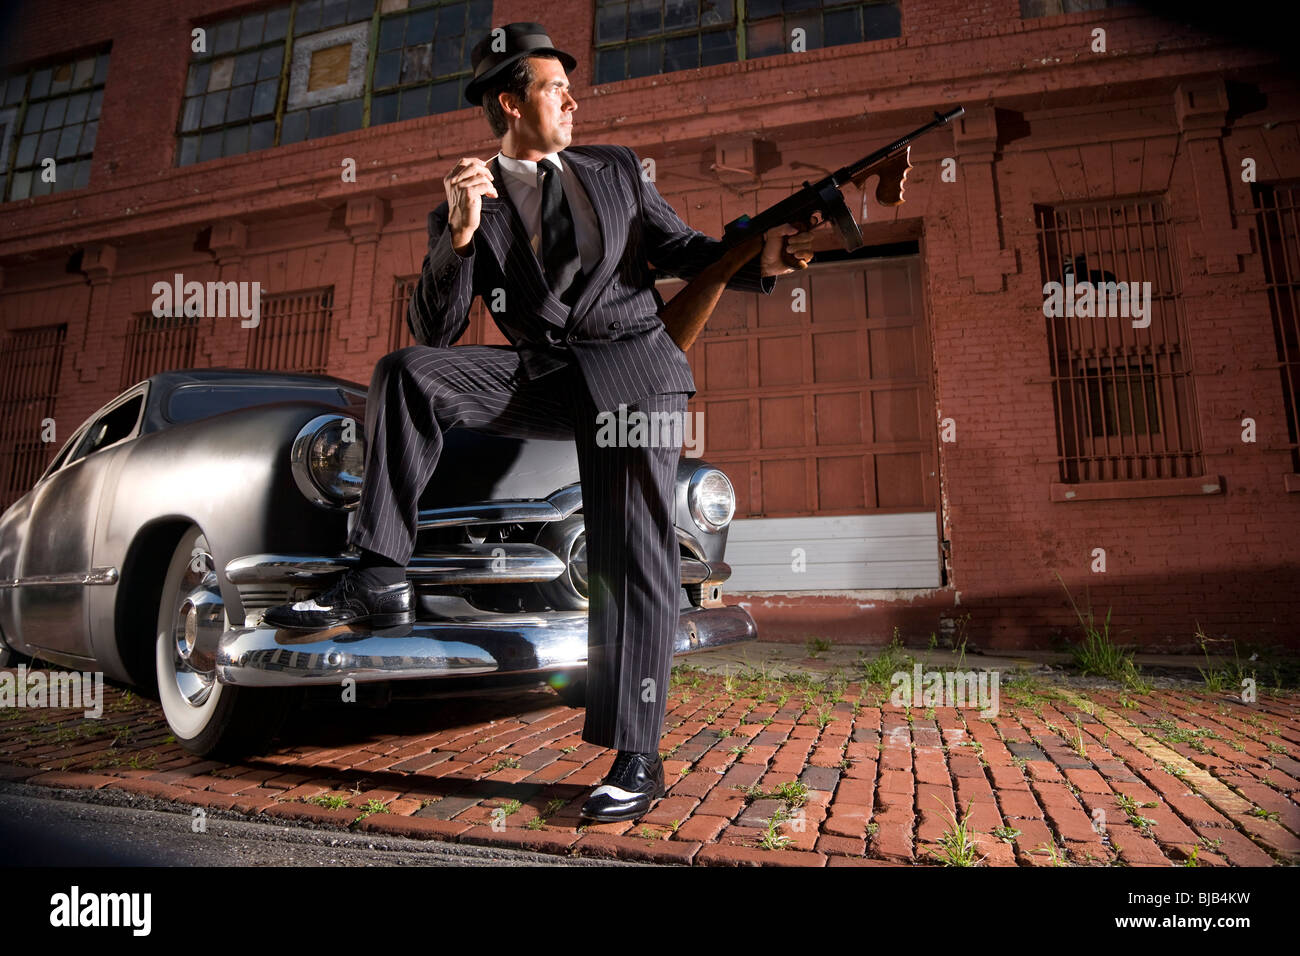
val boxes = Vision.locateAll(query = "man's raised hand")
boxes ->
[445,157,499,254]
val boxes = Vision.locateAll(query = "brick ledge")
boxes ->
[1050,475,1224,502]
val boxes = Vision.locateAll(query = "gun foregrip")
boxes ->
[873,150,912,206]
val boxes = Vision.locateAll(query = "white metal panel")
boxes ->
[724,512,941,590]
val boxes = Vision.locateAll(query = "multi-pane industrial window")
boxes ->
[1035,198,1204,483]
[246,288,334,374]
[372,1,483,124]
[0,51,109,202]
[179,0,490,166]
[593,0,901,83]
[0,325,66,510]
[1253,182,1300,475]
[1019,0,1136,16]
[121,312,201,389]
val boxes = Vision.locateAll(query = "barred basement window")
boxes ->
[390,274,420,351]
[1253,182,1300,475]
[1035,198,1204,483]
[1019,0,1136,17]
[0,50,109,202]
[388,273,489,350]
[178,0,489,166]
[593,0,900,83]
[246,287,334,374]
[0,325,66,510]
[1080,360,1159,438]
[121,312,201,389]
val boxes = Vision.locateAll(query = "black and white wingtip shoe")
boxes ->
[262,569,414,630]
[580,750,667,823]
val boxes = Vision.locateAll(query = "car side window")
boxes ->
[39,426,87,481]
[66,395,144,466]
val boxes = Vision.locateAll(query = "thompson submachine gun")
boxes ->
[658,105,965,351]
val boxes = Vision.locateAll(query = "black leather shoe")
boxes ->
[580,750,666,823]
[262,568,414,629]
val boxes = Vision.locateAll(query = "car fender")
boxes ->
[93,402,352,678]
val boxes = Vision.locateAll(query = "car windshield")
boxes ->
[165,383,367,423]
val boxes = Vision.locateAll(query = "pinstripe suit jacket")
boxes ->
[408,144,776,413]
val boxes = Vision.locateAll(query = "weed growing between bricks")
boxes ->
[1,652,1297,867]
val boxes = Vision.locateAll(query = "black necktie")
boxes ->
[538,160,582,306]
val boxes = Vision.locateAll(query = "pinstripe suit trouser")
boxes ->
[347,343,688,753]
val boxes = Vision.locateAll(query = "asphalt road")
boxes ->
[0,782,643,867]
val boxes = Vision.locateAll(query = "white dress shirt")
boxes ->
[494,151,602,279]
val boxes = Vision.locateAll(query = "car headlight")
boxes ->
[291,414,365,509]
[687,467,735,532]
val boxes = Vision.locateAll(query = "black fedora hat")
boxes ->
[464,22,577,107]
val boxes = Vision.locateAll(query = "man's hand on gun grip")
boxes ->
[760,222,822,277]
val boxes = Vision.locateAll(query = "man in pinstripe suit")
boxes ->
[264,23,814,822]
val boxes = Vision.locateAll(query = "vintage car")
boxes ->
[0,368,755,758]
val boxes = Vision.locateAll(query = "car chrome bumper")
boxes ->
[214,604,756,687]
[225,550,729,587]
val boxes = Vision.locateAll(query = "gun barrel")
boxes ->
[833,105,966,186]
[717,104,965,248]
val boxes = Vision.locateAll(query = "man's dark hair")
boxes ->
[480,54,559,139]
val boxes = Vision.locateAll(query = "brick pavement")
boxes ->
[1,659,1297,867]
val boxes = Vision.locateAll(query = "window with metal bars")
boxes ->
[593,0,901,84]
[1080,360,1160,438]
[178,0,490,166]
[0,325,67,509]
[0,50,109,202]
[387,273,489,350]
[1019,0,1136,17]
[246,287,334,374]
[1253,181,1300,475]
[1035,198,1204,483]
[120,312,201,389]
[390,274,420,352]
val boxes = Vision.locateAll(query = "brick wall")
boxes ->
[1,0,1297,649]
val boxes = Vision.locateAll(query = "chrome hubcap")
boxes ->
[171,548,224,708]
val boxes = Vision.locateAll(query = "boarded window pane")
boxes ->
[308,44,353,91]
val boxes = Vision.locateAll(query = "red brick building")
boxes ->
[2,0,1297,650]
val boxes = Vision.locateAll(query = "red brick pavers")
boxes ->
[1,665,1298,867]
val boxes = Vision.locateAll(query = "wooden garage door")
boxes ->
[659,252,941,589]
